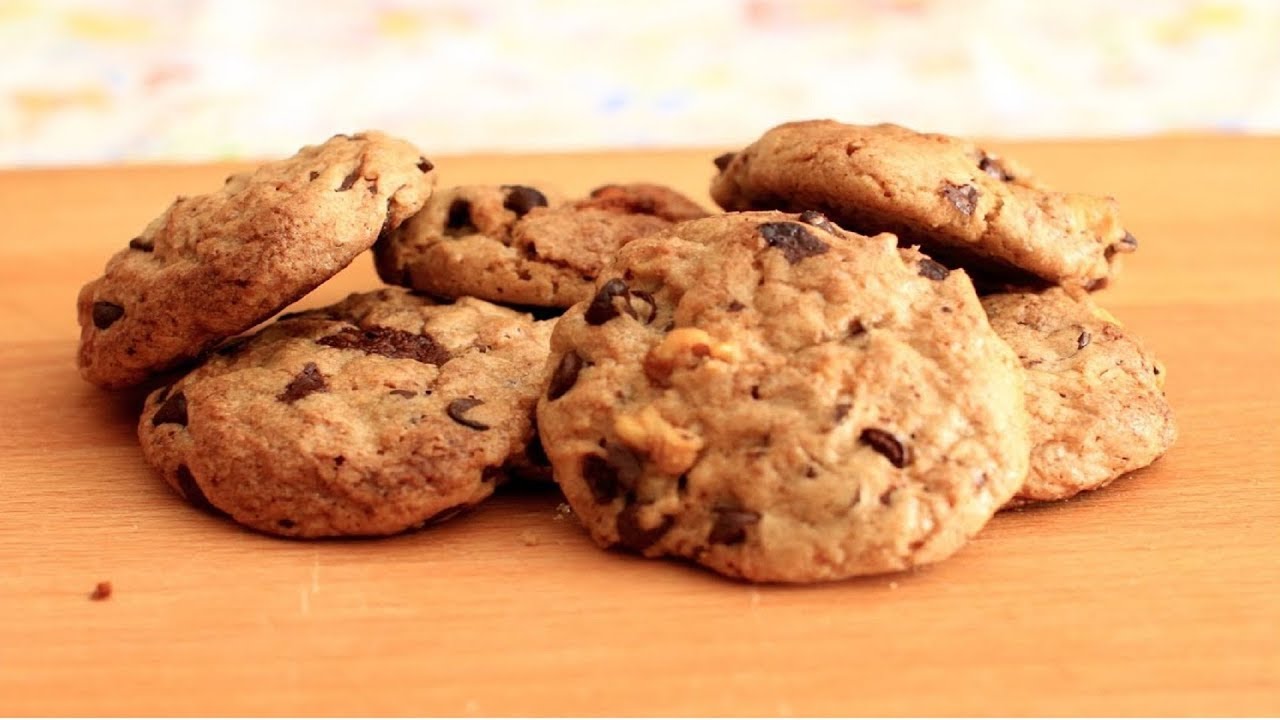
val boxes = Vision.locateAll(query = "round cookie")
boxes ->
[375,183,707,308]
[78,131,437,389]
[138,288,552,538]
[982,287,1176,505]
[536,210,1030,582]
[711,120,1136,289]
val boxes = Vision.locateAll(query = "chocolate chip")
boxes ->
[859,428,909,468]
[581,454,620,503]
[389,389,418,398]
[616,504,673,551]
[834,403,852,422]
[277,518,296,529]
[629,290,658,325]
[338,168,362,191]
[547,351,584,400]
[978,153,1013,181]
[758,222,830,264]
[713,152,735,171]
[152,391,188,427]
[584,278,630,325]
[941,182,979,215]
[417,157,434,173]
[128,237,153,252]
[848,318,866,336]
[91,301,125,330]
[1119,231,1138,249]
[798,210,841,235]
[318,325,450,365]
[708,507,759,545]
[444,198,474,234]
[446,398,489,430]
[277,362,327,403]
[502,185,549,217]
[918,258,951,281]
[727,300,746,312]
[175,464,222,515]
[1077,330,1092,350]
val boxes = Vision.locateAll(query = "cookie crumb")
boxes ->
[519,530,540,546]
[89,581,113,601]
[553,502,574,522]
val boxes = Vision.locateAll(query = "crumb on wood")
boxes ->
[519,529,540,547]
[89,581,112,601]
[553,502,574,522]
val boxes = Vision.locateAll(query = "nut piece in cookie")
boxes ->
[375,182,707,308]
[78,131,437,389]
[711,120,1135,289]
[983,287,1177,505]
[537,211,1031,583]
[138,288,552,538]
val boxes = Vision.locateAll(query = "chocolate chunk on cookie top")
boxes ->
[537,211,1030,583]
[138,288,552,538]
[375,183,707,308]
[711,120,1135,288]
[983,288,1176,505]
[77,131,437,389]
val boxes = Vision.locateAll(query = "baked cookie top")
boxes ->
[711,120,1135,289]
[78,131,436,389]
[983,287,1176,504]
[138,288,552,538]
[536,210,1030,582]
[375,182,707,308]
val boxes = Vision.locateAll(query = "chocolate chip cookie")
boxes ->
[982,288,1176,505]
[711,120,1135,289]
[375,183,707,308]
[536,211,1030,582]
[78,131,436,389]
[138,288,552,538]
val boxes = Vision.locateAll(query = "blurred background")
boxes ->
[1,0,1277,166]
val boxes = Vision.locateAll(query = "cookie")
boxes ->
[982,287,1176,505]
[711,120,1136,289]
[138,288,552,538]
[536,211,1030,582]
[78,131,436,389]
[375,183,707,308]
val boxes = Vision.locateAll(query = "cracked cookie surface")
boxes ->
[78,131,436,388]
[983,287,1176,505]
[138,288,552,538]
[711,120,1135,289]
[536,210,1030,582]
[375,183,706,308]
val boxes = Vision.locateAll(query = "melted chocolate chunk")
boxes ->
[713,152,735,171]
[446,398,489,431]
[941,182,979,215]
[152,391,188,427]
[581,454,620,503]
[175,464,223,515]
[317,325,450,365]
[727,300,746,312]
[616,504,674,551]
[918,258,951,281]
[444,198,475,235]
[758,222,830,264]
[584,278,630,325]
[1077,330,1092,350]
[128,237,153,252]
[798,210,841,235]
[978,153,1013,181]
[547,351,584,400]
[278,362,327,403]
[338,168,363,191]
[502,185,549,217]
[91,302,125,330]
[708,507,759,545]
[859,428,909,468]
[388,389,417,398]
[417,157,434,173]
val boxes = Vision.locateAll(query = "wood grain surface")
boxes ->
[1,137,1277,716]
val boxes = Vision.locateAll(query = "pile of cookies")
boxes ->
[76,122,1176,583]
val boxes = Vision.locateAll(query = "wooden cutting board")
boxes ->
[1,137,1277,716]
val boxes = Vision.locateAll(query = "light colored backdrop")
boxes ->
[2,0,1277,166]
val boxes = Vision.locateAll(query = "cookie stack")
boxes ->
[77,121,1176,583]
